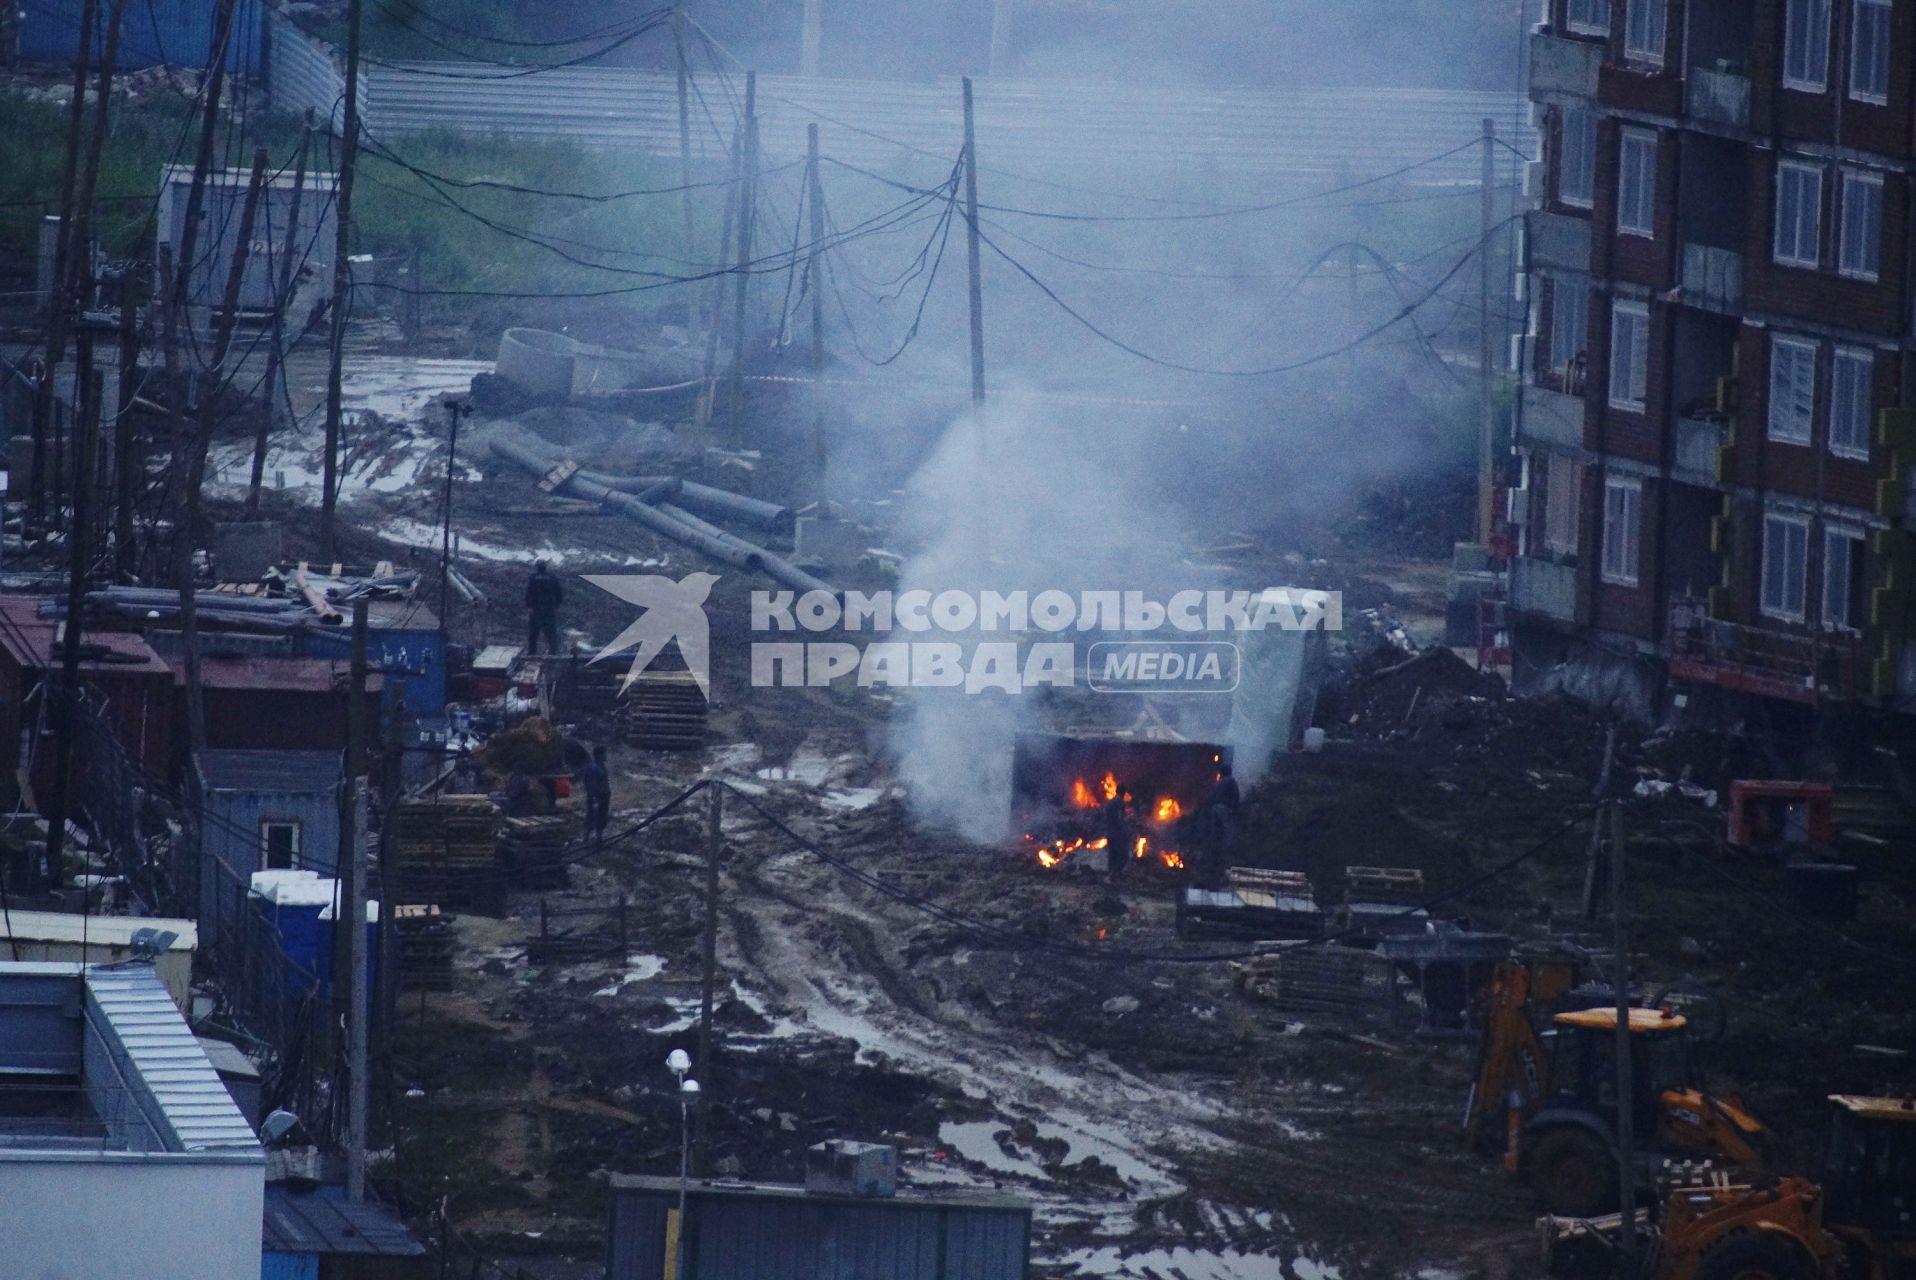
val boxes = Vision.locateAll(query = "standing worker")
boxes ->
[583,744,612,844]
[525,561,563,654]
[1205,762,1241,884]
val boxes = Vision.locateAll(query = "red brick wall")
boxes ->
[1732,323,1900,506]
[1588,295,1668,463]
[1591,473,1662,639]
[1598,0,1684,115]
[1743,152,1908,337]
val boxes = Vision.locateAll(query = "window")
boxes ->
[1851,0,1891,103]
[1618,129,1657,237]
[1823,524,1867,630]
[1761,513,1811,621]
[1567,0,1611,35]
[1773,161,1824,267]
[1551,276,1590,375]
[1784,0,1831,91]
[1768,335,1818,444]
[1545,455,1583,554]
[1839,170,1883,279]
[1609,300,1650,410]
[1830,346,1873,458]
[261,821,302,871]
[1601,477,1642,586]
[1560,107,1597,208]
[1625,0,1666,63]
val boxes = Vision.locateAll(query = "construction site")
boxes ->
[2,1,1915,1279]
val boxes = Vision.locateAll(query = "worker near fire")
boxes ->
[1205,763,1241,877]
[583,745,612,843]
[1103,788,1131,882]
[525,561,564,654]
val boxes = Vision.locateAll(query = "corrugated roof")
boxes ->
[171,653,384,693]
[196,748,342,793]
[85,965,262,1153]
[0,910,197,952]
[262,1187,427,1256]
[0,595,173,676]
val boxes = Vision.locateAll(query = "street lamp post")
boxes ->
[667,1049,697,1279]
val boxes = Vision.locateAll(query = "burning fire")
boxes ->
[1154,797,1181,823]
[1036,775,1190,871]
[1026,833,1109,868]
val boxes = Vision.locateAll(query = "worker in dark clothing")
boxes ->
[1205,763,1241,885]
[525,561,564,655]
[505,768,534,818]
[583,745,612,843]
[1103,788,1132,883]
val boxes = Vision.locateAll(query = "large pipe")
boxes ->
[489,436,834,597]
[580,471,794,532]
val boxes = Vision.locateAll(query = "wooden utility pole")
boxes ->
[70,0,129,280]
[113,268,139,580]
[31,0,99,529]
[1476,116,1498,547]
[251,113,312,517]
[695,781,723,1172]
[177,148,268,753]
[335,598,371,1201]
[807,123,828,470]
[323,0,366,562]
[43,342,100,888]
[1609,799,1636,1271]
[725,71,759,440]
[439,398,466,627]
[673,5,696,259]
[695,128,742,429]
[800,0,823,76]
[962,78,986,410]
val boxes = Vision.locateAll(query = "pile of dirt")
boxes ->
[478,715,565,776]
[1318,645,1506,741]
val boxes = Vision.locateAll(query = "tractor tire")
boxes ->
[1694,1232,1816,1280]
[1529,1127,1618,1217]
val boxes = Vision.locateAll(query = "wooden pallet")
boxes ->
[619,669,708,750]
[1345,865,1425,899]
[501,815,574,891]
[395,904,454,992]
[1233,945,1380,1019]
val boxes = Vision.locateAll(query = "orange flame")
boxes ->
[1071,778,1095,808]
[1161,852,1185,869]
[1153,797,1181,823]
[1100,772,1119,801]
[1134,835,1149,860]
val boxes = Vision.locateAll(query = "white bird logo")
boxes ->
[585,572,720,699]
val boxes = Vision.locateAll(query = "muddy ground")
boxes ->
[106,355,1916,1278]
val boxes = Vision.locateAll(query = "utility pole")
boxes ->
[1477,116,1498,548]
[962,78,987,412]
[336,598,371,1200]
[323,0,366,562]
[69,0,129,285]
[725,71,759,441]
[1609,799,1636,1272]
[673,5,696,260]
[800,0,822,76]
[439,399,467,628]
[695,129,741,429]
[695,781,722,1172]
[43,339,100,889]
[113,267,138,580]
[31,0,98,530]
[251,112,312,517]
[807,123,828,470]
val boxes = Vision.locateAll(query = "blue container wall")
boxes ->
[261,1250,320,1280]
[200,788,340,953]
[302,627,447,717]
[22,0,264,73]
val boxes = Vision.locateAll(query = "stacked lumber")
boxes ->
[388,795,504,915]
[501,815,574,891]
[1232,945,1381,1020]
[552,656,626,718]
[619,669,707,750]
[395,905,454,992]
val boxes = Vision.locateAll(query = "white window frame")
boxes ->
[1625,0,1667,65]
[1601,476,1642,587]
[1761,512,1811,622]
[1767,334,1819,445]
[1608,300,1650,411]
[1545,454,1582,555]
[1551,275,1591,375]
[1618,128,1658,238]
[1567,0,1612,36]
[1784,0,1832,92]
[1829,346,1873,460]
[1822,523,1866,632]
[1838,169,1883,281]
[1850,0,1891,104]
[1773,161,1824,268]
[1559,107,1597,209]
[260,819,304,871]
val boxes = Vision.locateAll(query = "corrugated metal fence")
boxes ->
[261,12,1532,188]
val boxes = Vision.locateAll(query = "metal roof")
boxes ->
[610,1174,1029,1213]
[0,595,173,676]
[195,749,342,794]
[262,1187,427,1257]
[1830,1095,1916,1124]
[84,965,262,1154]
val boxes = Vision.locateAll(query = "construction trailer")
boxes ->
[190,750,343,958]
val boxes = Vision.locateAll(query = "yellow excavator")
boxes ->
[1464,960,1772,1215]
[1544,1095,1916,1280]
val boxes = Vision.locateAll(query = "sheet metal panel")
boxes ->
[83,965,262,1153]
[21,0,263,72]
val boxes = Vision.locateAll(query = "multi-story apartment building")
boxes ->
[1511,0,1916,729]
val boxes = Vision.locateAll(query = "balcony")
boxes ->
[1531,31,1603,98]
[1511,555,1583,625]
[1673,416,1727,484]
[1686,65,1751,128]
[1528,209,1593,274]
[1521,382,1587,450]
[1681,242,1743,312]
